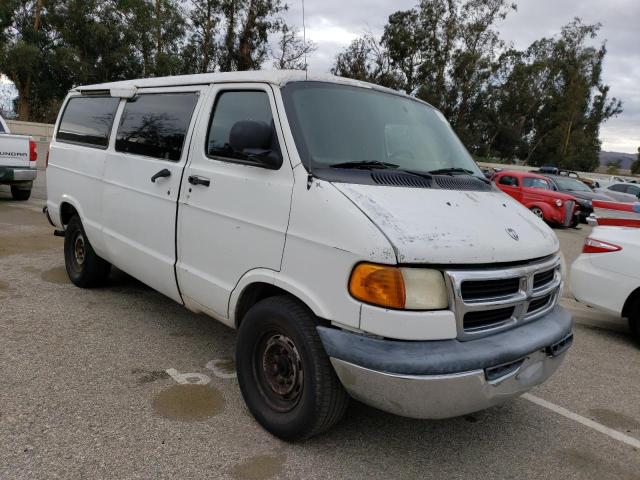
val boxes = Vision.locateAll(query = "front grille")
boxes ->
[527,294,552,313]
[564,200,575,226]
[461,277,520,301]
[464,307,515,330]
[445,256,562,340]
[533,269,555,289]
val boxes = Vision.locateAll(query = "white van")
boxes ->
[45,71,572,440]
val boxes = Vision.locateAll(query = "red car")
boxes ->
[493,170,580,227]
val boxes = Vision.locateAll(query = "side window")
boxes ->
[499,176,518,187]
[57,96,120,148]
[523,177,550,189]
[628,185,640,196]
[115,93,199,161]
[206,90,278,163]
[609,184,625,192]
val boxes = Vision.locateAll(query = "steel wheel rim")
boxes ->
[255,332,304,412]
[74,233,86,265]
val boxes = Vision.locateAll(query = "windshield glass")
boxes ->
[281,81,482,177]
[553,177,591,192]
[523,177,551,189]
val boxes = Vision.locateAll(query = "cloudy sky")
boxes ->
[282,0,640,154]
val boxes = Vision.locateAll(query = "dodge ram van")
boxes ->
[45,71,573,440]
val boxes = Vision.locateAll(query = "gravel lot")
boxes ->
[1,176,639,479]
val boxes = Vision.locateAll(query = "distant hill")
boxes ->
[600,151,636,170]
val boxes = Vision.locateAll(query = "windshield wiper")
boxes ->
[330,160,399,170]
[427,167,475,175]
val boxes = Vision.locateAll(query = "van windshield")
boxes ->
[281,81,482,178]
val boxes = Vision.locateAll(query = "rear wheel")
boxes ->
[64,215,111,288]
[236,296,349,441]
[10,186,31,201]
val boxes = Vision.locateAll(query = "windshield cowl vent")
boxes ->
[434,175,491,191]
[371,172,432,188]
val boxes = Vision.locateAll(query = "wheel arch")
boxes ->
[229,270,330,328]
[622,287,640,319]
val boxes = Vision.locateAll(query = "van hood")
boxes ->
[334,183,559,264]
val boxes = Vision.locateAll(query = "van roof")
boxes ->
[73,70,401,96]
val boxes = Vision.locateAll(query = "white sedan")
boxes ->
[571,225,640,342]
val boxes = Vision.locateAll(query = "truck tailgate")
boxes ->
[0,134,32,168]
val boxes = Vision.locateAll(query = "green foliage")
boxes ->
[631,148,640,175]
[332,3,622,173]
[607,159,621,175]
[0,0,290,122]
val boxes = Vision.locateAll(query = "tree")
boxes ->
[607,159,621,175]
[218,0,286,72]
[331,34,401,89]
[272,24,315,70]
[182,0,221,73]
[631,148,640,175]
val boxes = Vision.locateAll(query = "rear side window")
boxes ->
[206,91,275,161]
[57,96,120,148]
[609,184,625,192]
[499,176,518,187]
[115,93,199,161]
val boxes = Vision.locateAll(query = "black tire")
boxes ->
[629,298,640,344]
[64,215,111,288]
[236,295,349,441]
[11,186,31,201]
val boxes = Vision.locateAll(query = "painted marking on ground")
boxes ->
[165,368,211,385]
[523,393,640,449]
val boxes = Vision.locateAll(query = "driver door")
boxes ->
[176,84,294,319]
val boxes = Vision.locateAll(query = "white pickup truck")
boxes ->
[0,115,37,200]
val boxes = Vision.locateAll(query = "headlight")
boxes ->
[555,199,563,207]
[348,263,448,310]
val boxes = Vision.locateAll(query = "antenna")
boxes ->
[302,0,308,79]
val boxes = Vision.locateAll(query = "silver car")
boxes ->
[597,182,640,203]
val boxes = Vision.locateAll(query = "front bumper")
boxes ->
[319,306,572,419]
[0,166,37,183]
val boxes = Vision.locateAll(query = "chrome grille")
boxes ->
[444,255,562,340]
[563,200,575,226]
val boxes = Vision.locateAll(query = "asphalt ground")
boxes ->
[1,176,639,479]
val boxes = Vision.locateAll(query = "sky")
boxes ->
[282,0,640,154]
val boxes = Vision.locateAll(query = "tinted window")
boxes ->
[57,96,120,148]
[499,176,518,187]
[628,185,640,196]
[609,184,626,192]
[116,93,199,161]
[206,91,275,161]
[523,177,550,189]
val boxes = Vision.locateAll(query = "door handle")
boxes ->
[188,175,211,187]
[151,168,171,183]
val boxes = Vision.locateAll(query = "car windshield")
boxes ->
[553,177,591,192]
[281,81,483,177]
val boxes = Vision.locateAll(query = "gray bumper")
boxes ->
[318,306,572,419]
[0,166,37,183]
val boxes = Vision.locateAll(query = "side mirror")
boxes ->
[229,120,282,169]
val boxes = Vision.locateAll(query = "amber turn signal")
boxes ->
[349,263,405,309]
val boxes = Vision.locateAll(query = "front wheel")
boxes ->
[64,215,111,288]
[530,206,545,220]
[236,296,349,441]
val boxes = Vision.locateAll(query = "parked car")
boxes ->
[597,182,640,203]
[539,165,559,174]
[493,170,580,227]
[0,114,38,200]
[540,174,614,223]
[571,224,640,343]
[45,71,573,440]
